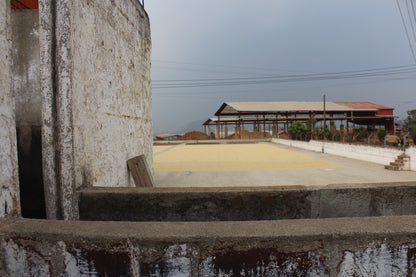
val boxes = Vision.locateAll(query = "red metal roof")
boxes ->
[11,0,38,10]
[333,102,393,110]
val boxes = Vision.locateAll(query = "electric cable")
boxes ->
[405,0,416,45]
[152,64,416,89]
[397,0,416,63]
[410,0,416,30]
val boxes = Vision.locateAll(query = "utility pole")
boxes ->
[322,94,326,153]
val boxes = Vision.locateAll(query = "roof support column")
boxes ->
[286,112,289,132]
[217,115,220,139]
[276,113,279,137]
[238,112,241,139]
[256,114,259,132]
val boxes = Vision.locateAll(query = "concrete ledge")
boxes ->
[1,216,416,275]
[79,182,416,221]
[154,138,272,145]
[153,140,184,145]
[1,216,416,243]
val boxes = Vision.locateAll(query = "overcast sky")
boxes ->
[146,0,416,134]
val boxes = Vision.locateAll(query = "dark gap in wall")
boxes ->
[17,125,46,219]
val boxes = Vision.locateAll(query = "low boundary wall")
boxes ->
[1,216,416,276]
[79,183,416,222]
[154,138,272,145]
[273,138,416,171]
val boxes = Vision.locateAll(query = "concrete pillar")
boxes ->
[39,0,77,220]
[0,0,20,218]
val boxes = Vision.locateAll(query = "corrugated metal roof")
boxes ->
[229,101,353,112]
[11,0,38,10]
[214,101,395,116]
[334,101,393,110]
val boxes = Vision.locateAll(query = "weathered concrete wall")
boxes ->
[1,216,416,276]
[79,183,416,221]
[273,138,415,170]
[38,0,152,219]
[71,0,153,189]
[0,0,20,218]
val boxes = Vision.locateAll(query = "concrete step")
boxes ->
[397,155,410,160]
[385,165,401,171]
[385,153,410,171]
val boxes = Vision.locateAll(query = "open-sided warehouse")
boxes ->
[204,101,395,138]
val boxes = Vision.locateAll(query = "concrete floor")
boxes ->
[154,142,416,187]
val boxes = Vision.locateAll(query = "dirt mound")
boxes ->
[179,131,210,140]
[225,130,271,139]
[386,135,399,144]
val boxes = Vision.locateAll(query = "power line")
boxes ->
[152,59,310,76]
[152,64,416,89]
[410,0,416,30]
[152,59,305,74]
[405,0,416,44]
[153,65,268,77]
[397,0,416,63]
[152,79,392,98]
[153,64,416,83]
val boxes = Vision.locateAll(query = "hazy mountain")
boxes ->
[154,119,205,135]
[173,119,206,134]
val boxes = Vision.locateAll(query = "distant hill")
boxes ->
[173,119,205,134]
[154,119,205,136]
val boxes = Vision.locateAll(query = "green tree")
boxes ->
[288,122,307,140]
[318,125,330,140]
[306,114,317,139]
[377,128,387,142]
[353,126,366,141]
[405,109,416,143]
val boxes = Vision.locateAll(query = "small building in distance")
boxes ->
[155,133,182,141]
[204,101,395,139]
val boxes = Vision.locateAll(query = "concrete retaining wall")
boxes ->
[1,216,416,276]
[273,138,416,171]
[79,183,416,221]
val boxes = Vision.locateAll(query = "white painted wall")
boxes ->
[407,146,416,171]
[272,138,416,171]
